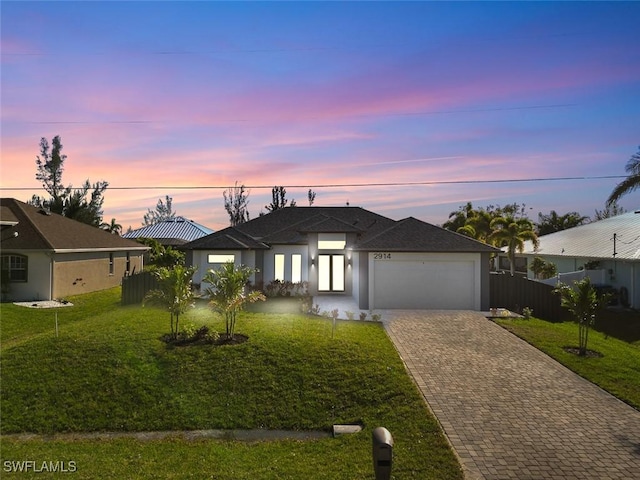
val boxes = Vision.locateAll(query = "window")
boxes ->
[318,254,344,292]
[274,254,285,281]
[291,254,302,283]
[318,233,346,250]
[499,255,527,273]
[109,253,114,275]
[208,254,235,264]
[1,254,28,282]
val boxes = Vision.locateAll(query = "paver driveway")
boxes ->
[383,310,640,480]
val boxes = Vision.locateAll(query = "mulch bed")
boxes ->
[562,346,603,358]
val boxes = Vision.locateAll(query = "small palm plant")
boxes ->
[554,277,610,356]
[144,264,197,339]
[203,262,265,340]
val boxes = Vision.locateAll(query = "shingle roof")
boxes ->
[184,226,270,250]
[0,198,147,252]
[519,210,640,261]
[183,207,498,253]
[123,216,213,243]
[354,217,500,252]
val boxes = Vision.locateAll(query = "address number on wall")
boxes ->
[373,253,392,260]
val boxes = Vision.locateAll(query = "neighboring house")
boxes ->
[0,198,147,302]
[514,210,640,308]
[183,207,498,310]
[123,216,214,247]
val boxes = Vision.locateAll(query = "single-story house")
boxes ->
[1,198,148,302]
[183,206,499,310]
[122,216,214,247]
[514,210,640,308]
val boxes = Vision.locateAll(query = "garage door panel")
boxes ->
[373,260,475,309]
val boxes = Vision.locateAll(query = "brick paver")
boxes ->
[383,310,640,480]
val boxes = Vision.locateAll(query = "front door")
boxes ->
[318,254,345,292]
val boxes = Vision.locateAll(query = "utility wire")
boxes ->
[0,175,626,192]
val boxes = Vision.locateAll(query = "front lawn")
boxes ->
[0,288,462,479]
[497,317,640,410]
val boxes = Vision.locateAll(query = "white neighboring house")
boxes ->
[514,210,640,308]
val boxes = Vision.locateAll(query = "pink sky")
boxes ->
[2,2,639,231]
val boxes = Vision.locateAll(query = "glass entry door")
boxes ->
[318,254,345,292]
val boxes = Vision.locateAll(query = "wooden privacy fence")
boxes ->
[121,271,159,305]
[490,272,569,321]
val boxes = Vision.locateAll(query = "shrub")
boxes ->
[345,311,355,321]
[359,312,367,321]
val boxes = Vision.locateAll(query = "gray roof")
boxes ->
[184,207,498,254]
[354,217,499,252]
[123,216,214,243]
[0,198,147,252]
[519,210,640,261]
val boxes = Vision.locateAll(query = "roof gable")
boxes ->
[184,226,269,250]
[0,198,147,251]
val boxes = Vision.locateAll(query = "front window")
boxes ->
[274,254,285,281]
[1,254,28,282]
[318,233,346,250]
[291,254,302,283]
[208,254,235,264]
[318,254,344,292]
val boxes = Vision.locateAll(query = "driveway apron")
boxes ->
[383,311,640,480]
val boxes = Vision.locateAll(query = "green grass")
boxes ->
[0,288,462,479]
[497,317,640,410]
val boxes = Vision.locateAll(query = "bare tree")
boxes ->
[223,181,250,226]
[265,186,296,212]
[308,189,316,206]
[143,195,176,226]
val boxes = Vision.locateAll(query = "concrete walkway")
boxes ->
[383,310,640,480]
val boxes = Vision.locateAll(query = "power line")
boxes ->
[1,175,626,192]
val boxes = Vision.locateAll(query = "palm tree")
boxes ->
[607,146,640,207]
[490,215,539,276]
[536,210,589,236]
[457,209,494,243]
[144,264,197,339]
[203,262,265,339]
[100,218,122,235]
[554,277,610,356]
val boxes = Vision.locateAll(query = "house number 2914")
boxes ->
[373,253,392,260]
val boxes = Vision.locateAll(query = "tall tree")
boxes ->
[593,202,626,221]
[31,136,108,226]
[144,265,197,339]
[100,218,122,235]
[457,209,494,243]
[223,182,250,226]
[442,202,475,232]
[536,210,589,236]
[490,215,539,276]
[607,145,640,207]
[265,186,296,212]
[143,195,176,226]
[203,262,265,339]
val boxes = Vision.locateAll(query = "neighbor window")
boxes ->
[1,254,28,282]
[274,254,285,281]
[208,254,235,264]
[109,253,114,275]
[499,256,527,273]
[318,233,346,250]
[126,252,131,274]
[291,254,302,283]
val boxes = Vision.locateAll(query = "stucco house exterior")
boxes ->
[514,210,640,308]
[183,206,498,310]
[1,198,147,301]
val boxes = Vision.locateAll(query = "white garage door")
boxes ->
[372,257,476,309]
